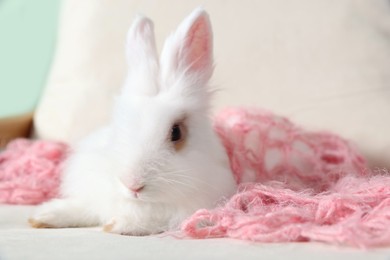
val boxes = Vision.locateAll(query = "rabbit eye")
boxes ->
[170,122,187,151]
[171,124,182,142]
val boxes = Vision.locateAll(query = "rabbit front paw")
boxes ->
[29,199,98,228]
[103,216,164,236]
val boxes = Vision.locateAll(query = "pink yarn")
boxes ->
[214,107,367,190]
[182,174,390,248]
[1,107,390,248]
[0,139,67,205]
[182,108,390,247]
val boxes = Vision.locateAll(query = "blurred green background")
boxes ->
[0,0,61,118]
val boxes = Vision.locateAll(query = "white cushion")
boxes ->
[34,0,390,168]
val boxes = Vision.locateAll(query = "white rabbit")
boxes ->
[29,8,237,235]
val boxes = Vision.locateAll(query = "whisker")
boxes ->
[150,177,192,198]
[169,173,219,192]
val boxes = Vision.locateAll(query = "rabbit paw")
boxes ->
[29,199,97,228]
[103,217,162,236]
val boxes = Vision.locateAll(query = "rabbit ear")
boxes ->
[160,8,213,90]
[124,15,159,96]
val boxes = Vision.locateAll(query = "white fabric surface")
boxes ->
[1,205,390,260]
[33,0,390,168]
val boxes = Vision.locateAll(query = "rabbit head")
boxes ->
[108,8,236,206]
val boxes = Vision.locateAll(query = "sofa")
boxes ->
[1,0,390,259]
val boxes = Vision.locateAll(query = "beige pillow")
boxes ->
[34,0,390,168]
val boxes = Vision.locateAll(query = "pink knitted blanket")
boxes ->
[1,108,389,248]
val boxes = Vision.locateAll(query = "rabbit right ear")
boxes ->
[124,15,159,96]
[159,8,214,91]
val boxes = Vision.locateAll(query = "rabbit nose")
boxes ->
[129,184,145,193]
[120,178,145,193]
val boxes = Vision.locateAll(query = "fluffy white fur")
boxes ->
[30,8,237,235]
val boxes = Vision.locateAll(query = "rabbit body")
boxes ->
[30,8,237,235]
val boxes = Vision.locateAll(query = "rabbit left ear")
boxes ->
[124,15,159,96]
[160,8,214,89]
